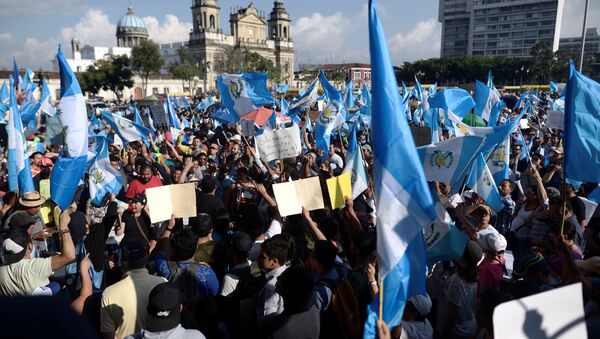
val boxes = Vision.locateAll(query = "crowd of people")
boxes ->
[0,81,599,339]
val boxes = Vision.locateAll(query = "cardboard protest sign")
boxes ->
[146,183,197,223]
[410,126,431,147]
[326,172,352,209]
[255,124,302,162]
[546,110,564,130]
[272,176,324,216]
[493,283,587,339]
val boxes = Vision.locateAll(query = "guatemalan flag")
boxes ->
[102,111,151,144]
[466,154,505,212]
[289,78,319,115]
[474,80,500,122]
[51,45,89,211]
[315,70,346,157]
[342,124,368,199]
[216,72,274,119]
[428,88,475,119]
[417,136,484,188]
[7,76,35,195]
[564,61,600,183]
[40,78,56,117]
[364,1,437,337]
[89,137,123,206]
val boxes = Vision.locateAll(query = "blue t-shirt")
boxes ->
[154,253,219,296]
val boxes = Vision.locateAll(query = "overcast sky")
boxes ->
[0,0,597,71]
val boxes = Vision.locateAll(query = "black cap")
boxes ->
[8,213,37,230]
[456,240,483,269]
[131,194,147,205]
[145,283,181,332]
[2,228,30,265]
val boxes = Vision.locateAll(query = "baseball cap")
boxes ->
[408,294,432,316]
[2,228,30,265]
[145,283,182,332]
[483,232,507,254]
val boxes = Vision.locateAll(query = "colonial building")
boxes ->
[188,0,295,91]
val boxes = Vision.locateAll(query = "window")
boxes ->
[152,88,159,95]
[209,15,215,30]
[163,87,169,94]
[474,25,486,32]
[354,71,361,80]
[283,26,287,38]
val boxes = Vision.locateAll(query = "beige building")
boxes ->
[188,0,294,92]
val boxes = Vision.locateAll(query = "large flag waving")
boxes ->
[40,78,56,117]
[564,61,600,183]
[102,111,151,144]
[7,76,35,195]
[216,72,274,119]
[428,88,475,119]
[51,45,89,211]
[315,70,346,156]
[342,124,368,199]
[466,154,505,212]
[364,1,437,337]
[89,137,123,206]
[417,136,484,187]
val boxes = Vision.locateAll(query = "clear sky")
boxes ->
[0,0,597,71]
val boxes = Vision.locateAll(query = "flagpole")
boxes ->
[559,176,567,236]
[378,277,384,321]
[579,0,590,72]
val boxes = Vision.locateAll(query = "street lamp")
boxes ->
[520,66,525,87]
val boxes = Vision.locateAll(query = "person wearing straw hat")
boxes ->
[3,191,48,255]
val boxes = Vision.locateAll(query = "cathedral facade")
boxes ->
[187,1,295,92]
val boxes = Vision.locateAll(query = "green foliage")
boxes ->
[77,55,133,100]
[214,47,281,82]
[169,47,203,93]
[130,39,164,95]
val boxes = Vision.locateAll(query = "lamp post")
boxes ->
[520,66,524,87]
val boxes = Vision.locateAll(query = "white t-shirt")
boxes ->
[329,153,344,169]
[264,220,282,240]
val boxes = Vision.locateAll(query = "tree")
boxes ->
[77,55,133,101]
[130,39,164,97]
[214,47,280,82]
[169,47,203,95]
[529,42,555,84]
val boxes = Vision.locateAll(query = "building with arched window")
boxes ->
[188,1,294,92]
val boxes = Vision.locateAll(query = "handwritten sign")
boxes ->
[545,110,564,130]
[255,124,302,162]
[146,183,197,223]
[272,177,324,216]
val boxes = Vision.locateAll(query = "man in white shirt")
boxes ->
[256,237,289,325]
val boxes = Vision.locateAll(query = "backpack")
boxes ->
[317,265,362,339]
[167,261,202,328]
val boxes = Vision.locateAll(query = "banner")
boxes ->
[146,183,197,223]
[546,110,564,130]
[255,124,301,162]
[272,177,324,217]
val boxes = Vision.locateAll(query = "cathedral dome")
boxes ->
[117,6,146,29]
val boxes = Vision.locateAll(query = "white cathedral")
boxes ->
[54,1,294,98]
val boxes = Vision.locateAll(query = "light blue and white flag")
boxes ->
[342,125,368,199]
[361,83,372,107]
[487,70,494,89]
[216,72,274,119]
[466,153,505,212]
[132,105,145,127]
[102,111,151,144]
[343,80,354,110]
[428,88,475,119]
[315,70,346,156]
[40,78,56,117]
[89,137,123,206]
[290,78,319,115]
[474,80,500,122]
[550,81,558,94]
[280,96,290,117]
[275,83,289,94]
[487,138,510,185]
[364,1,436,337]
[20,68,34,92]
[51,45,89,211]
[564,61,600,183]
[0,81,9,104]
[165,94,181,129]
[417,136,484,187]
[7,76,35,195]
